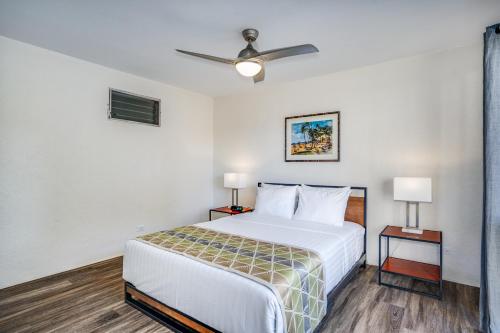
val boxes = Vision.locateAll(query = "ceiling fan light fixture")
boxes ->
[235,60,262,77]
[176,28,319,83]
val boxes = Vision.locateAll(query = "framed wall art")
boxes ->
[285,111,340,162]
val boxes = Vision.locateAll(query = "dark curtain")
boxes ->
[481,23,500,333]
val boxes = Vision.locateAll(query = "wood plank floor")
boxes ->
[0,257,479,333]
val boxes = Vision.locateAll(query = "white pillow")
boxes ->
[293,185,351,226]
[262,183,300,211]
[254,185,298,219]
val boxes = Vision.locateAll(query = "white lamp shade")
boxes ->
[224,173,247,189]
[394,177,432,202]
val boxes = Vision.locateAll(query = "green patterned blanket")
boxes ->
[137,225,326,333]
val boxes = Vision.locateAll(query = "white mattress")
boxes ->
[123,213,365,333]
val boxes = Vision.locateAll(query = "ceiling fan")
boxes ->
[176,28,319,83]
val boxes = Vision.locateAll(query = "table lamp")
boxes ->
[393,177,432,234]
[224,173,247,211]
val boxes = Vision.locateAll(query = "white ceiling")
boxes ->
[1,1,499,97]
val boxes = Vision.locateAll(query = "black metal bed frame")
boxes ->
[125,182,368,333]
[125,283,221,333]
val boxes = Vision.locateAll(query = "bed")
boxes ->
[123,183,367,333]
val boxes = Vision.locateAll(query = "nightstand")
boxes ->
[378,225,443,299]
[209,207,253,221]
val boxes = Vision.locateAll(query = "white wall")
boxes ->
[213,45,483,286]
[0,35,483,288]
[0,36,214,288]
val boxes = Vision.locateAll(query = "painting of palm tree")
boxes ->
[285,112,339,162]
[292,120,333,154]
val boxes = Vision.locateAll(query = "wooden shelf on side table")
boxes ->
[378,225,443,299]
[209,207,253,221]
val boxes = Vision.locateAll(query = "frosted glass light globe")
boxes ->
[235,61,262,77]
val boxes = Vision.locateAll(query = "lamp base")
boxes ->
[402,227,423,234]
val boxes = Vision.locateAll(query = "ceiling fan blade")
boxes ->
[253,66,265,83]
[253,44,318,62]
[176,49,235,64]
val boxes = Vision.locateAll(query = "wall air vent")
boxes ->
[109,89,160,126]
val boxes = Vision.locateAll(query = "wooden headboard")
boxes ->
[345,196,366,227]
[257,182,367,228]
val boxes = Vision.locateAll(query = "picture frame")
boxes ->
[285,111,340,162]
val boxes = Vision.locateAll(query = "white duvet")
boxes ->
[123,213,365,333]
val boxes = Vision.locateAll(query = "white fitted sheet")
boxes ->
[123,213,365,333]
